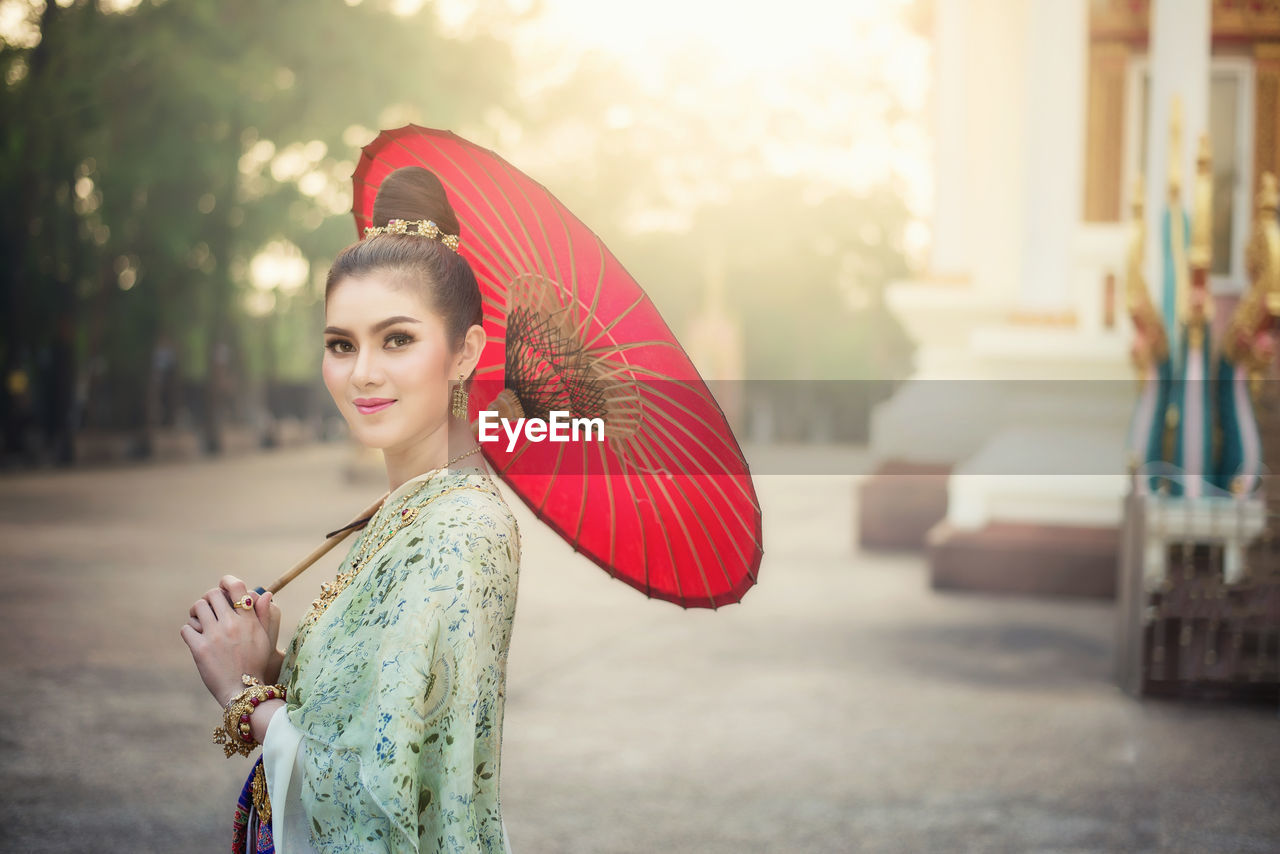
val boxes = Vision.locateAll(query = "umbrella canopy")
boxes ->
[353,125,762,608]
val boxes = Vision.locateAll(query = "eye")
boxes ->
[324,339,353,354]
[386,332,414,348]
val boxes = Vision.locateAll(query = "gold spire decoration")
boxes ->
[1166,98,1194,341]
[1167,97,1183,202]
[1126,175,1168,370]
[1188,134,1213,274]
[1183,132,1215,341]
[1250,172,1280,318]
[1224,173,1280,393]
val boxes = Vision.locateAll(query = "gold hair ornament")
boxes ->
[363,218,461,252]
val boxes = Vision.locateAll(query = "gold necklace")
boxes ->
[299,445,485,630]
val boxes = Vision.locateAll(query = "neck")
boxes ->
[382,415,485,495]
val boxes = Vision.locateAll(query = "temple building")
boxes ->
[861,0,1280,596]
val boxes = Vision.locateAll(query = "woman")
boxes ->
[180,166,521,853]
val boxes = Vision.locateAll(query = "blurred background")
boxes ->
[0,0,922,465]
[2,0,1279,852]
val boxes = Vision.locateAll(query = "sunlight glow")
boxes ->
[250,240,309,294]
[491,0,933,224]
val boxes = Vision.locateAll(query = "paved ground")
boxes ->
[0,442,1277,853]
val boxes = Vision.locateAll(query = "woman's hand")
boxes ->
[179,582,277,707]
[186,575,285,681]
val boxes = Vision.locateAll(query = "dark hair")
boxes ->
[326,167,483,380]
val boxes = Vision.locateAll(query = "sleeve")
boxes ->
[262,707,323,854]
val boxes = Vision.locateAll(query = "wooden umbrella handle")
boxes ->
[252,491,389,596]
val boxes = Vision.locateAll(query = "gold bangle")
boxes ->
[212,674,288,759]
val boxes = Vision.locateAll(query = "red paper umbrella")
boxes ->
[352,125,762,609]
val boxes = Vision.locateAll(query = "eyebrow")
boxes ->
[323,316,420,336]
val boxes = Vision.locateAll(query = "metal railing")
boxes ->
[1117,468,1280,703]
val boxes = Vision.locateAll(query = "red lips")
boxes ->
[353,397,396,414]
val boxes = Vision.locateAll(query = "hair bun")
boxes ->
[371,166,460,238]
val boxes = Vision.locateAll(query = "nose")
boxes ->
[351,343,385,390]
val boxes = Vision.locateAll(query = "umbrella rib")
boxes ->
[583,339,683,357]
[629,427,724,603]
[625,402,761,542]
[582,291,648,352]
[549,184,582,355]
[605,362,685,382]
[623,439,689,606]
[606,450,653,596]
[617,366,761,464]
[633,397,762,531]
[366,146,522,284]
[597,446,618,570]
[575,235,608,346]
[462,146,558,296]
[537,439,569,514]
[570,434,591,543]
[654,469,728,608]
[464,250,514,295]
[631,381,751,468]
[481,308,509,331]
[669,469,756,587]
[494,155,566,315]
[463,227,523,289]
[635,398,744,479]
[626,424,759,563]
[625,467,669,601]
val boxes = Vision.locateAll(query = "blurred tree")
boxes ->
[0,0,517,460]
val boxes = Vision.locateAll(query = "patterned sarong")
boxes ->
[231,756,275,853]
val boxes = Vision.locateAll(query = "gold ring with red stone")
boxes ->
[231,594,254,611]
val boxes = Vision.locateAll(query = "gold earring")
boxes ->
[450,374,469,418]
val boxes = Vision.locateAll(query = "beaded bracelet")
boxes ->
[213,674,288,758]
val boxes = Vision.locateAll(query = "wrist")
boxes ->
[265,649,285,684]
[216,673,265,709]
[249,698,286,746]
[212,676,288,758]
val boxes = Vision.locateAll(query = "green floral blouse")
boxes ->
[277,467,521,852]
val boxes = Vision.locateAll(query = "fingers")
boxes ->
[220,575,248,605]
[256,591,280,640]
[267,597,281,638]
[188,614,203,632]
[254,590,272,625]
[193,597,217,628]
[204,586,235,621]
[179,623,202,648]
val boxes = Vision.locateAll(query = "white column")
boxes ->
[1016,0,1088,312]
[1142,0,1211,302]
[930,0,969,277]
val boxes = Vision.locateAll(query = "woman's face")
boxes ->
[322,273,456,452]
